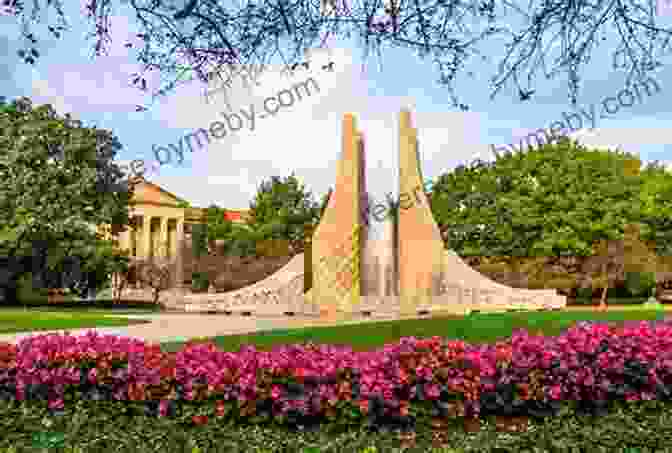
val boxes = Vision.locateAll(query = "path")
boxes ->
[0,311,426,345]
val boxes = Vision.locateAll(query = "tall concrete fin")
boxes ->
[310,113,365,319]
[397,109,446,315]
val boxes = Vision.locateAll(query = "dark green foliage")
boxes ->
[203,205,260,257]
[2,398,672,452]
[430,138,647,259]
[191,272,209,292]
[245,173,321,256]
[625,271,657,297]
[191,224,209,258]
[575,287,594,300]
[202,175,321,259]
[640,160,672,256]
[0,97,133,300]
[205,205,232,244]
[429,139,672,299]
[248,174,320,229]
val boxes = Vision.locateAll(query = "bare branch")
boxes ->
[5,0,672,109]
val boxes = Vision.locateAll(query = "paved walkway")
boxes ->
[0,312,417,345]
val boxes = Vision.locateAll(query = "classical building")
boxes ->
[101,177,249,260]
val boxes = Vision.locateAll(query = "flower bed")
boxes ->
[1,319,672,434]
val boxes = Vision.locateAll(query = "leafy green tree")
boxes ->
[0,96,134,300]
[640,161,672,257]
[205,204,232,245]
[578,223,658,309]
[6,0,670,110]
[245,173,321,256]
[136,240,174,304]
[191,223,209,258]
[430,137,645,259]
[203,204,257,256]
[427,138,672,299]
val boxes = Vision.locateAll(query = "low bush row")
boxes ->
[3,397,672,452]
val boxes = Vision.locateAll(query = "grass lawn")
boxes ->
[0,310,152,334]
[159,305,670,354]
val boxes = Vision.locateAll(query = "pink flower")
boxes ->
[159,400,170,416]
[425,383,440,400]
[48,398,64,410]
[548,385,562,400]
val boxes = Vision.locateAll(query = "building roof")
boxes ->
[132,177,249,222]
[130,177,188,207]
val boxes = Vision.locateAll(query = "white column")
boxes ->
[119,227,130,255]
[175,220,184,289]
[159,217,168,258]
[142,215,152,259]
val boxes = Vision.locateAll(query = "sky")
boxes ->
[2,0,672,240]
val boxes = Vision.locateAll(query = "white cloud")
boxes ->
[567,126,672,148]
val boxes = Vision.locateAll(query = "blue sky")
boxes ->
[2,1,672,239]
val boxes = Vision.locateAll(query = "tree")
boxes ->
[132,240,174,305]
[133,260,172,305]
[431,137,646,259]
[428,137,672,298]
[639,161,672,257]
[202,203,255,256]
[191,223,209,258]
[5,0,670,111]
[579,223,659,310]
[0,96,134,300]
[205,204,232,249]
[246,173,321,256]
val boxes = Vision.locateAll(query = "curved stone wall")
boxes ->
[183,254,316,315]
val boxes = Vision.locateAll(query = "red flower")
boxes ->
[159,364,174,379]
[517,383,531,400]
[495,346,512,362]
[215,400,227,417]
[127,383,145,401]
[192,415,209,425]
[399,400,410,416]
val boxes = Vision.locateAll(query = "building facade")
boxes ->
[102,178,249,260]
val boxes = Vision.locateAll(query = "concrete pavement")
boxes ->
[0,311,415,345]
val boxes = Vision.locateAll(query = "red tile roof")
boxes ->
[224,210,243,221]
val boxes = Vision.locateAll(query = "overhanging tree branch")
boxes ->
[5,0,672,109]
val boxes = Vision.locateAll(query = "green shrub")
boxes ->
[16,272,49,303]
[191,272,210,292]
[575,287,593,300]
[2,399,672,453]
[625,271,656,297]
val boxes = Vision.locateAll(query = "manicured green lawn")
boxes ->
[159,307,670,354]
[0,310,152,334]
